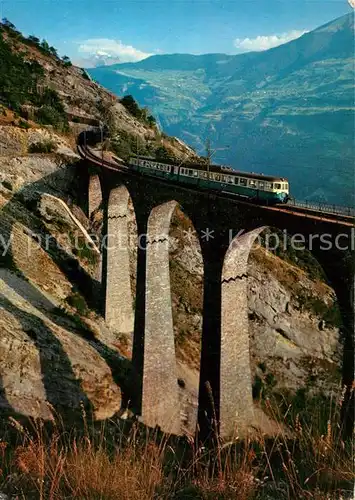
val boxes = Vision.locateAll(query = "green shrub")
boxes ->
[120,95,141,118]
[0,27,68,130]
[28,139,56,153]
[111,129,149,161]
[61,55,72,67]
[297,291,342,328]
[155,145,174,161]
[18,119,30,129]
[69,232,100,267]
[65,290,89,316]
[120,94,157,127]
[35,105,68,131]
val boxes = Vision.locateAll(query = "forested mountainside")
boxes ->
[89,13,355,206]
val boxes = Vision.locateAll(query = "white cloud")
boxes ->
[77,38,153,67]
[234,30,308,52]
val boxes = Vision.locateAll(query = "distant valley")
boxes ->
[89,13,355,206]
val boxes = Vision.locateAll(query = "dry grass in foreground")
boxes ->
[0,392,353,500]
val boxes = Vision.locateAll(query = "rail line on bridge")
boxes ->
[78,138,355,441]
[78,143,355,229]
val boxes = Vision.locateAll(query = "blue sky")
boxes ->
[0,0,352,66]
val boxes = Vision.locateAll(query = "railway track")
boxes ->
[278,203,355,224]
[78,143,355,228]
[285,200,355,218]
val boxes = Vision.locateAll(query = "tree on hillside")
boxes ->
[1,18,16,30]
[40,87,65,112]
[41,39,50,52]
[120,95,142,119]
[49,46,58,58]
[62,55,72,67]
[120,95,157,127]
[28,35,40,45]
[155,145,173,161]
[147,114,156,127]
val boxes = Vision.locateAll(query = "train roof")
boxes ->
[133,155,288,182]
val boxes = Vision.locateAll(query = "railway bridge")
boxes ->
[78,137,354,440]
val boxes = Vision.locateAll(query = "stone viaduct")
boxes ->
[85,160,354,441]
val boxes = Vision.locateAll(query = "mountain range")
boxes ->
[88,13,355,206]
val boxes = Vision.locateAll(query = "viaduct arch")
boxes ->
[87,166,354,440]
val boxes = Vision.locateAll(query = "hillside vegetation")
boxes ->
[0,20,68,131]
[89,13,355,206]
[0,17,195,162]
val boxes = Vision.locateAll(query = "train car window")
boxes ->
[239,178,247,186]
[258,181,265,189]
[215,174,221,181]
[265,182,272,190]
[234,177,239,185]
[193,170,198,177]
[249,180,257,187]
[189,169,193,176]
[274,183,281,189]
